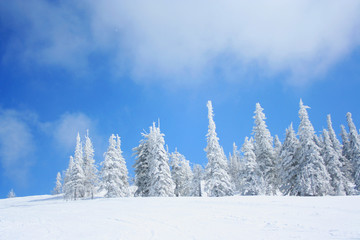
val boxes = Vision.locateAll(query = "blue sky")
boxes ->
[1,0,360,197]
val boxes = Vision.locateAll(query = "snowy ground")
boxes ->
[1,195,360,239]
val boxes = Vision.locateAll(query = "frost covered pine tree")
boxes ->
[274,135,282,160]
[241,137,265,195]
[340,125,351,166]
[327,115,342,153]
[340,124,355,185]
[7,189,15,198]
[170,149,193,197]
[327,115,354,194]
[100,134,129,197]
[63,156,74,200]
[279,123,299,195]
[83,130,98,199]
[228,142,242,193]
[115,135,130,196]
[190,164,203,197]
[64,133,85,200]
[133,131,151,197]
[273,135,282,192]
[147,123,175,197]
[346,112,360,191]
[253,103,277,195]
[72,133,85,199]
[293,100,331,196]
[314,134,324,149]
[52,172,62,195]
[322,129,354,195]
[204,101,233,197]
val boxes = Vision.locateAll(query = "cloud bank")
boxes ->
[1,0,360,85]
[50,112,96,152]
[0,108,97,185]
[0,109,36,185]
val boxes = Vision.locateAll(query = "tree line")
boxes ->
[54,99,360,199]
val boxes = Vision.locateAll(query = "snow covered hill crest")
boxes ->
[1,194,360,240]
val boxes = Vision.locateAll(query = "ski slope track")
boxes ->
[1,195,359,239]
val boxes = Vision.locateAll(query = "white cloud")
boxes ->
[0,109,36,185]
[46,112,106,164]
[49,113,96,152]
[0,109,101,186]
[2,0,360,85]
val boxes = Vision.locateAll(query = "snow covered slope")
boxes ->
[1,195,359,239]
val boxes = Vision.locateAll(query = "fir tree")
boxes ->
[253,103,277,195]
[116,135,130,195]
[71,157,85,200]
[274,135,282,160]
[52,172,62,195]
[228,142,242,193]
[327,115,342,152]
[327,116,354,194]
[340,125,351,163]
[279,123,299,195]
[63,156,74,200]
[170,149,193,197]
[340,124,355,185]
[204,101,233,197]
[190,164,203,197]
[101,134,129,197]
[72,133,85,200]
[346,112,360,191]
[133,131,151,197]
[64,133,85,200]
[241,137,265,195]
[83,130,98,199]
[273,135,282,192]
[322,129,354,195]
[7,189,15,198]
[147,123,175,197]
[293,100,331,196]
[314,134,324,149]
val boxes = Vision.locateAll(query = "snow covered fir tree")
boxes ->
[169,149,193,197]
[83,130,99,199]
[147,123,175,197]
[100,134,130,198]
[279,123,299,195]
[190,164,204,197]
[52,172,62,195]
[52,99,360,200]
[228,142,243,193]
[133,130,151,197]
[241,137,265,195]
[134,122,175,197]
[63,132,99,200]
[252,103,278,195]
[346,112,360,191]
[204,101,233,197]
[292,100,332,196]
[7,189,16,198]
[322,129,354,195]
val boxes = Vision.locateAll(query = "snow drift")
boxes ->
[1,195,359,239]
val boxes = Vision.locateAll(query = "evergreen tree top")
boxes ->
[298,99,315,142]
[340,125,349,143]
[84,130,95,156]
[274,135,281,148]
[254,103,266,121]
[206,100,217,138]
[346,112,358,136]
[327,114,342,151]
[252,103,272,140]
